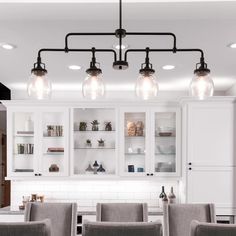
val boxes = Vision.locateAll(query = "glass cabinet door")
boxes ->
[122,110,148,176]
[40,109,69,176]
[153,110,179,175]
[11,111,37,176]
[72,108,117,176]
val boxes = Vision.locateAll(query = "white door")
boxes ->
[119,107,150,176]
[7,107,39,177]
[187,102,235,167]
[38,107,69,177]
[150,107,181,177]
[187,166,236,212]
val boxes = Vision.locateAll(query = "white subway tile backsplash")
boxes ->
[11,180,179,208]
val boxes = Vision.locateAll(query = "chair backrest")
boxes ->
[191,220,236,236]
[163,204,216,236]
[24,202,77,236]
[0,219,51,236]
[96,203,148,222]
[83,221,163,236]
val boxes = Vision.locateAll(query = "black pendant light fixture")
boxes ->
[28,0,214,100]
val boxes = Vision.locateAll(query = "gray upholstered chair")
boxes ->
[191,220,236,236]
[0,219,51,236]
[96,203,148,222]
[83,221,163,236]
[25,202,77,236]
[163,204,216,236]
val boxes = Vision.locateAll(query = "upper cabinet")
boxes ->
[4,101,181,179]
[120,106,181,177]
[120,108,149,176]
[7,106,69,178]
[151,108,181,177]
[8,108,38,177]
[71,107,118,177]
[184,101,235,167]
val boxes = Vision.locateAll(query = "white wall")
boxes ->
[11,90,226,101]
[11,180,179,210]
[226,83,236,96]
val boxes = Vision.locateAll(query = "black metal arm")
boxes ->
[37,48,117,63]
[124,48,204,62]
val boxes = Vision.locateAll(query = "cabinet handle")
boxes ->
[146,173,150,176]
[38,173,42,176]
[35,174,38,176]
[188,162,192,165]
[188,168,192,170]
[150,173,154,176]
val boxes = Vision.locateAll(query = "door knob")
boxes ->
[188,167,192,170]
[188,162,192,165]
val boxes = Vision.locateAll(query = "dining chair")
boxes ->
[96,203,148,222]
[0,219,51,236]
[191,220,236,236]
[25,202,77,236]
[83,221,163,236]
[163,203,216,236]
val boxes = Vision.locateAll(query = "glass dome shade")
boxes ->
[189,71,214,100]
[82,73,105,100]
[135,73,158,100]
[27,70,52,100]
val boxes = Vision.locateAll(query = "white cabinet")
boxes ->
[120,106,181,177]
[7,106,69,178]
[4,101,181,179]
[71,107,118,177]
[182,99,236,214]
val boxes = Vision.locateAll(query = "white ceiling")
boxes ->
[0,1,236,93]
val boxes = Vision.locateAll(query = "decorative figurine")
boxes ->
[91,120,99,131]
[85,164,94,174]
[93,160,99,174]
[97,164,106,173]
[79,122,87,131]
[105,122,112,131]
[97,138,105,147]
[86,139,92,147]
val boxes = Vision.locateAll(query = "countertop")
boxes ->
[0,206,163,216]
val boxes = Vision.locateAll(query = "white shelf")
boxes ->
[74,130,115,132]
[74,148,115,150]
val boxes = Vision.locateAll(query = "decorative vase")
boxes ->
[79,122,87,131]
[25,116,34,132]
[105,122,112,131]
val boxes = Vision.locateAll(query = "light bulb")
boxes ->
[189,72,214,100]
[27,71,52,100]
[135,73,158,100]
[82,73,105,100]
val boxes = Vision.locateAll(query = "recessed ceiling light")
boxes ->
[162,65,175,70]
[113,44,129,50]
[68,65,82,70]
[0,43,16,50]
[228,43,236,49]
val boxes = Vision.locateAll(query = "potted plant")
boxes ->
[79,122,87,131]
[86,139,92,147]
[105,122,112,131]
[97,138,105,147]
[91,120,99,131]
